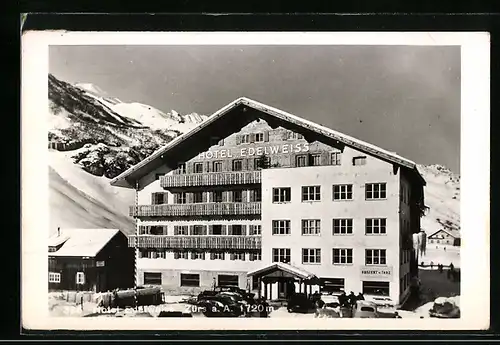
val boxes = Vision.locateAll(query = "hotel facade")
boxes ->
[110,97,426,306]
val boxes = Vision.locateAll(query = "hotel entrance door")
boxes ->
[278,279,296,300]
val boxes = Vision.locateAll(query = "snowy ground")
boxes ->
[418,246,460,268]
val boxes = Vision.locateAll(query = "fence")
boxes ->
[48,139,95,152]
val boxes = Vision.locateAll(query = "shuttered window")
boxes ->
[144,272,162,285]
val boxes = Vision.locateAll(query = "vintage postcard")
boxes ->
[21,31,490,331]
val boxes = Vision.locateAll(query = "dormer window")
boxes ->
[255,132,264,143]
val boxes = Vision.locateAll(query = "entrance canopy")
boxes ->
[247,262,318,281]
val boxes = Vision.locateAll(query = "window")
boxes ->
[191,225,206,236]
[331,152,341,166]
[333,248,353,264]
[232,190,243,203]
[362,281,390,296]
[76,272,85,285]
[249,251,262,261]
[48,272,61,283]
[353,156,367,166]
[250,189,262,202]
[273,187,291,203]
[320,278,345,294]
[231,225,244,236]
[366,218,387,235]
[366,183,387,200]
[232,159,243,171]
[212,161,223,172]
[302,219,321,235]
[230,252,246,261]
[152,192,168,205]
[177,163,186,174]
[211,251,225,260]
[144,272,162,285]
[194,162,204,173]
[180,273,200,287]
[193,191,204,204]
[302,248,321,264]
[252,277,260,290]
[332,184,353,200]
[174,225,188,235]
[218,274,239,287]
[302,186,321,202]
[175,192,187,204]
[191,251,206,260]
[272,248,291,263]
[174,251,189,259]
[272,220,291,235]
[211,225,223,235]
[309,154,321,166]
[365,249,387,265]
[255,132,264,142]
[156,250,166,259]
[296,155,308,167]
[241,134,250,144]
[155,173,166,180]
[212,191,223,203]
[333,219,353,235]
[149,226,166,235]
[250,225,262,235]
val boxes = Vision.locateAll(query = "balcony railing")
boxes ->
[129,202,262,217]
[128,235,262,250]
[161,171,261,188]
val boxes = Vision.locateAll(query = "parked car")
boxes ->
[287,293,317,313]
[429,297,460,318]
[364,295,398,317]
[353,300,379,318]
[197,286,255,303]
[197,295,244,317]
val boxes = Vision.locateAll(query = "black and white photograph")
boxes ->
[21,32,489,330]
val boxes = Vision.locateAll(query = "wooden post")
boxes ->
[258,277,262,299]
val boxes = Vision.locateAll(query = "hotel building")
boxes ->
[110,97,426,306]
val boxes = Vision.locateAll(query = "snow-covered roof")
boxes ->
[110,97,425,188]
[428,228,461,239]
[48,228,121,257]
[247,262,317,280]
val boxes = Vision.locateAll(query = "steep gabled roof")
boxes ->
[48,228,122,257]
[428,228,461,239]
[247,262,317,280]
[110,97,425,188]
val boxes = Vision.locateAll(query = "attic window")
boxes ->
[241,134,250,144]
[177,163,186,174]
[353,156,367,166]
[255,132,264,143]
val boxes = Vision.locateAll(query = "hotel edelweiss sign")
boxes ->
[198,142,310,160]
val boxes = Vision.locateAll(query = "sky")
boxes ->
[49,45,461,173]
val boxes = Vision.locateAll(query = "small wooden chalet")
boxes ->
[427,229,461,246]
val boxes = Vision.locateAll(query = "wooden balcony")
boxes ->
[128,235,262,250]
[161,171,261,188]
[129,202,262,217]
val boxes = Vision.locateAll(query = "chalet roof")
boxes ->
[428,228,461,239]
[48,228,121,257]
[247,262,317,280]
[110,97,425,188]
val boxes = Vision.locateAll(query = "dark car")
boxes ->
[198,286,255,303]
[197,295,244,317]
[287,293,317,313]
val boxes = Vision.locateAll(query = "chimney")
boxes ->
[57,227,61,237]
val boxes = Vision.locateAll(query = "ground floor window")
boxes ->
[76,272,85,285]
[144,272,162,285]
[180,273,200,287]
[48,272,61,283]
[320,278,344,293]
[218,274,239,287]
[362,281,390,296]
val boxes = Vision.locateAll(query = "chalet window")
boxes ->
[180,273,200,287]
[331,152,342,166]
[272,220,290,235]
[211,225,223,235]
[76,272,85,285]
[249,225,262,235]
[175,192,187,204]
[174,225,188,235]
[212,191,223,203]
[302,219,321,235]
[48,272,61,283]
[155,173,166,180]
[333,248,353,264]
[230,252,246,261]
[177,163,186,174]
[333,219,353,235]
[211,251,225,260]
[144,272,162,285]
[191,251,206,260]
[365,249,387,265]
[362,281,390,296]
[232,159,243,171]
[191,225,206,236]
[232,225,244,236]
[302,248,321,264]
[149,226,166,235]
[255,132,264,142]
[193,191,204,203]
[333,184,353,201]
[366,183,387,200]
[194,162,204,173]
[272,248,291,263]
[241,134,250,144]
[366,218,387,235]
[173,251,189,259]
[213,161,223,172]
[218,274,239,286]
[295,155,308,167]
[309,154,321,166]
[272,187,291,203]
[302,186,321,202]
[232,190,243,203]
[156,250,166,259]
[353,156,367,166]
[320,278,345,294]
[249,251,262,261]
[152,192,168,205]
[250,189,262,202]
